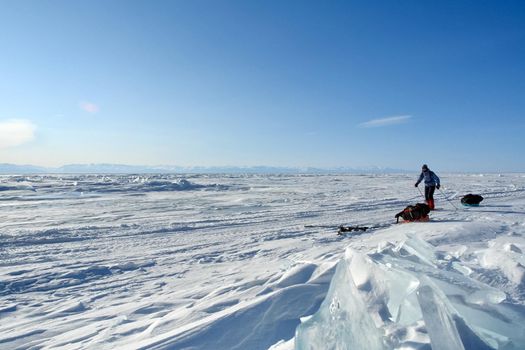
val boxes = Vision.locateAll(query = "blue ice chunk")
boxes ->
[295,256,385,350]
[417,281,466,350]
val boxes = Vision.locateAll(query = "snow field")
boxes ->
[1,173,525,349]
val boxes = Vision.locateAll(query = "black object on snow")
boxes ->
[337,225,369,235]
[461,194,484,205]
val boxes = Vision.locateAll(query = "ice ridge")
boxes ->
[295,234,525,349]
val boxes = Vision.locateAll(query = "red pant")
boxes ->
[425,185,436,209]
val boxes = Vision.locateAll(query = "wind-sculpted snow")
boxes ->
[1,173,525,349]
[0,174,231,199]
[0,183,36,192]
[73,178,229,194]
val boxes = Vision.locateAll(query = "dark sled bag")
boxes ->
[395,203,430,223]
[461,194,483,205]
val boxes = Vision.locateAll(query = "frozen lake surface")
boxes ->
[1,173,525,349]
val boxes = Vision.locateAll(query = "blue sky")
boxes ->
[0,0,524,171]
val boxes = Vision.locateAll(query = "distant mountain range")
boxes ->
[0,163,409,174]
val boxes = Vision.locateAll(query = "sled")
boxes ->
[399,216,430,223]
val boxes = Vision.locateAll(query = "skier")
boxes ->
[415,164,440,210]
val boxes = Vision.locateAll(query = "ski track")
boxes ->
[1,173,525,349]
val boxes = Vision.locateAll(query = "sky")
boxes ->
[0,0,524,172]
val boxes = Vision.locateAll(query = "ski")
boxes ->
[304,223,393,236]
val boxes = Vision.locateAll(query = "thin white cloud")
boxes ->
[359,115,412,128]
[80,101,99,113]
[0,119,37,149]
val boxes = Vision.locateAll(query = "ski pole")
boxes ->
[439,188,458,210]
[416,186,425,199]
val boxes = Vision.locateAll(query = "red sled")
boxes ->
[395,203,431,223]
[399,216,430,223]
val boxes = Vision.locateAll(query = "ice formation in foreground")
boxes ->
[296,234,525,350]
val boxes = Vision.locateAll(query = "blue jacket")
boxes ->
[416,170,440,187]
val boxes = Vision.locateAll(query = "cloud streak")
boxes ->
[0,119,37,149]
[80,102,99,113]
[359,115,412,128]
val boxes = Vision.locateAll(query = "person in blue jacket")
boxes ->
[415,164,440,210]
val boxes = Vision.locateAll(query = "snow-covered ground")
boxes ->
[1,173,524,349]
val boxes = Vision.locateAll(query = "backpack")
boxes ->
[461,194,483,205]
[395,203,430,223]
